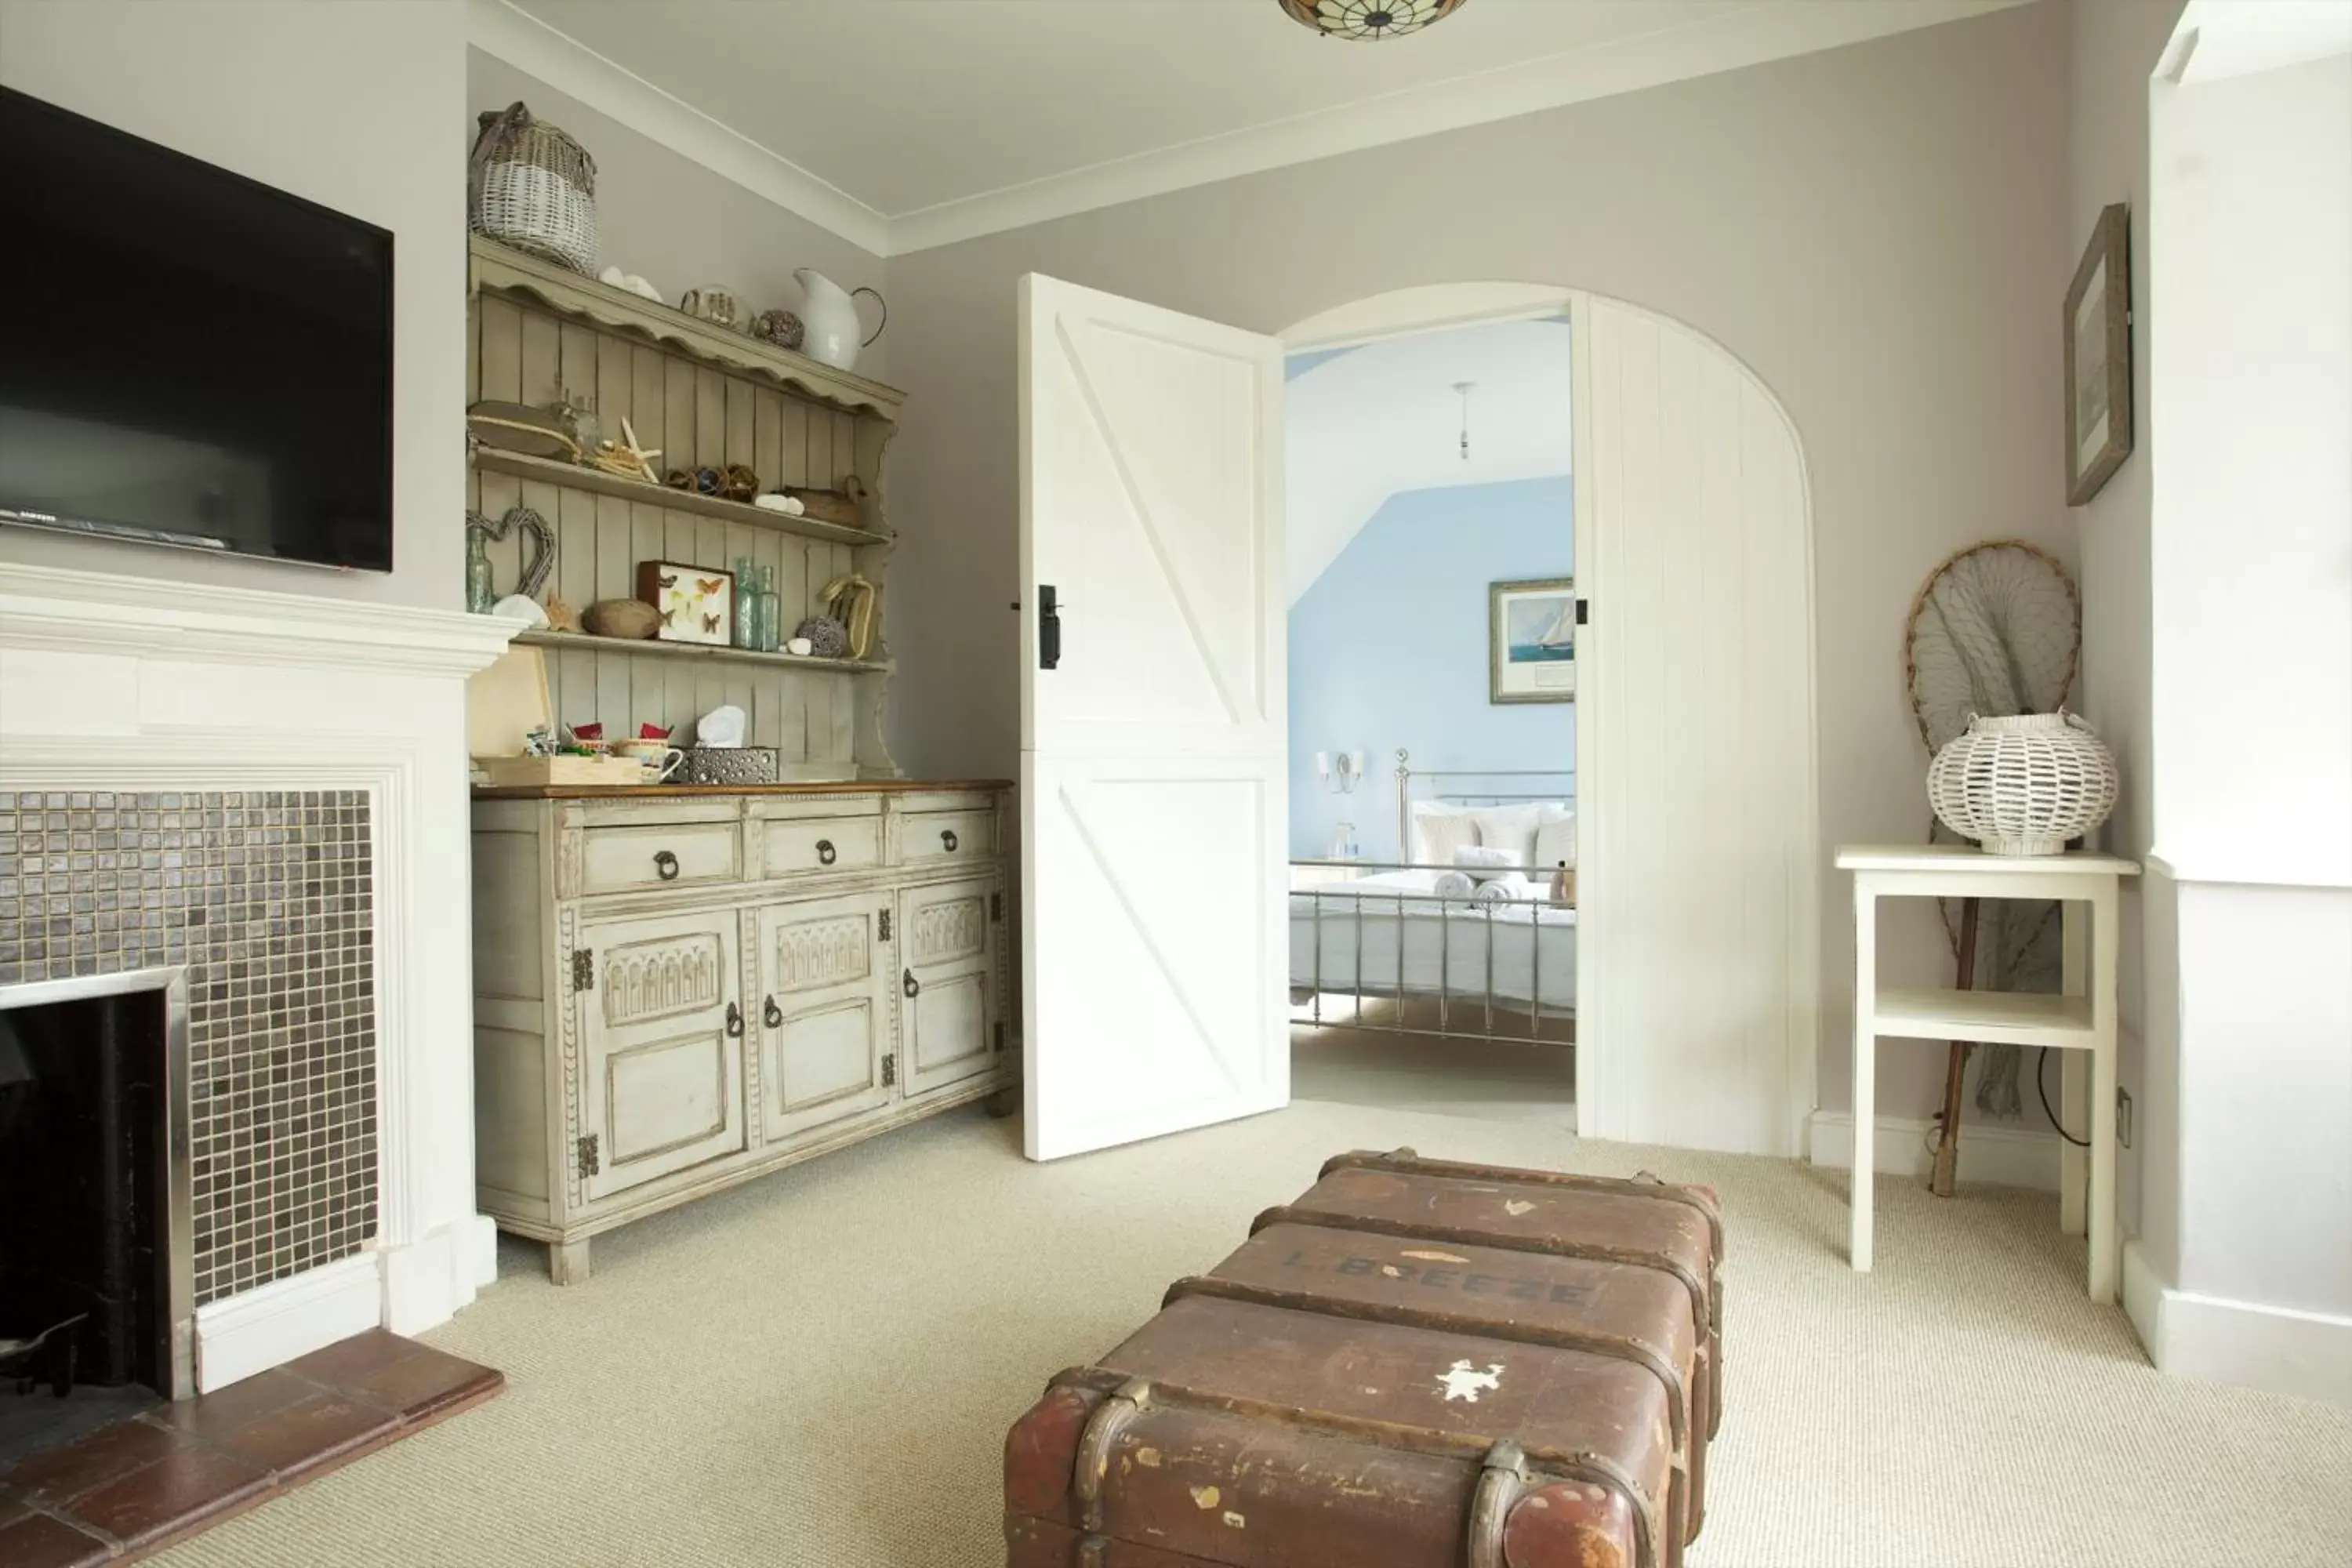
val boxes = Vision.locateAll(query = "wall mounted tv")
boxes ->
[0,85,394,572]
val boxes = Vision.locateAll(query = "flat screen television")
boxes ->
[0,85,394,572]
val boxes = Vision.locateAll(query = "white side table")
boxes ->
[1835,844,2140,1303]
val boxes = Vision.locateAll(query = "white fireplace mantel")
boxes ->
[0,562,516,1388]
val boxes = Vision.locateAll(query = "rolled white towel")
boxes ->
[1471,872,1532,905]
[1430,869,1476,901]
[1452,844,1523,882]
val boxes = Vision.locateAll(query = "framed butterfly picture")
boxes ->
[634,559,735,647]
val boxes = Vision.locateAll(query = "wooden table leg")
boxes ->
[2060,899,2089,1238]
[550,1236,590,1286]
[1852,880,1876,1272]
[2088,886,2120,1305]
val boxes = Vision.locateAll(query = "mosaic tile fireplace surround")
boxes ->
[0,791,378,1307]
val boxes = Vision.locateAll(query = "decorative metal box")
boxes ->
[679,746,779,786]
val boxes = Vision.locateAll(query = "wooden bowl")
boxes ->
[583,597,661,640]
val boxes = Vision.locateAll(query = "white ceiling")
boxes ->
[2172,0,2352,82]
[474,0,2028,255]
[1287,317,1573,603]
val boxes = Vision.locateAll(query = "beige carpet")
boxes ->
[1291,1021,1576,1124]
[156,1101,2350,1568]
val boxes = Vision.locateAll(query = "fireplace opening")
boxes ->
[0,969,191,1466]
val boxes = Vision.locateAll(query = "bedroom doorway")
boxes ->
[1283,316,1579,1125]
[1015,274,1817,1163]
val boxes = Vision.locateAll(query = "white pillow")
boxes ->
[1534,811,1577,871]
[1409,803,1480,866]
[1470,802,1569,866]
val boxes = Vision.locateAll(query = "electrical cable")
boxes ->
[2036,1046,2091,1148]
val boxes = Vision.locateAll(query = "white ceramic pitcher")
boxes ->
[793,268,886,372]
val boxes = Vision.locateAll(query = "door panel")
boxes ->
[899,876,1001,1097]
[1020,274,1288,1161]
[1576,296,1817,1156]
[578,910,745,1201]
[755,892,891,1143]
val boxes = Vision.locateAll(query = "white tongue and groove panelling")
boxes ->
[468,292,872,757]
[1576,296,1818,1156]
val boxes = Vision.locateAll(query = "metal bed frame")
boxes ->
[1290,749,1576,1048]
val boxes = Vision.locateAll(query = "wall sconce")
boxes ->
[1314,750,1363,794]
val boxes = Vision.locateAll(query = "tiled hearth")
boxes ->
[0,1329,502,1566]
[0,791,379,1305]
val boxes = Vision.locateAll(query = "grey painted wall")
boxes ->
[877,1,2075,1123]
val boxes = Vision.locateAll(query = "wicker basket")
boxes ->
[1928,710,2119,855]
[470,102,597,274]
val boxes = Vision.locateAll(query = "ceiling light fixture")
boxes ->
[1454,381,1475,461]
[1277,0,1470,42]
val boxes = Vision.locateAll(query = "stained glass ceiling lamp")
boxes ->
[1277,0,1470,42]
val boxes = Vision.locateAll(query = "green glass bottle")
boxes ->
[464,527,494,614]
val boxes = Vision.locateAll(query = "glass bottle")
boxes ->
[757,567,782,652]
[463,528,494,614]
[731,557,758,649]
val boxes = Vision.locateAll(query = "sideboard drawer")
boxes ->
[763,815,882,878]
[899,809,994,866]
[581,822,741,894]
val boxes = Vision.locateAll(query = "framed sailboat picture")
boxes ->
[1490,577,1576,704]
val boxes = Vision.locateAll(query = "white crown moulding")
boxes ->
[470,0,2025,259]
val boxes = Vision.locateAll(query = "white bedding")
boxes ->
[1290,869,1577,1013]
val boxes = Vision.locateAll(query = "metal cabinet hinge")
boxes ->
[1575,598,1590,626]
[991,891,1004,923]
[575,1133,600,1178]
[572,948,594,991]
[881,1053,897,1087]
[879,907,892,942]
[993,1022,1006,1054]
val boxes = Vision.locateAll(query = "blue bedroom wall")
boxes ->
[1288,476,1574,860]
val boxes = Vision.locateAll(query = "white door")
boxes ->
[1573,294,1819,1156]
[1019,274,1288,1161]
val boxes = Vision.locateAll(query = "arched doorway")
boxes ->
[1283,285,1820,1157]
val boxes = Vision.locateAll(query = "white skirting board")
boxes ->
[1806,1109,2060,1192]
[192,1252,383,1393]
[2123,1237,2352,1407]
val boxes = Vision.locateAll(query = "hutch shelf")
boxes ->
[466,235,900,778]
[467,242,1015,1283]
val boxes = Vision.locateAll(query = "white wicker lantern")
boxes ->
[1928,711,2120,855]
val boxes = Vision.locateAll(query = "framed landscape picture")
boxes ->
[1490,576,1576,704]
[2065,202,2133,506]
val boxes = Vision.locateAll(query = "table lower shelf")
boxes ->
[1867,987,2094,1048]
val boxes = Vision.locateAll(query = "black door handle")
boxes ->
[764,996,783,1029]
[725,1001,743,1038]
[816,838,837,866]
[903,969,920,999]
[1039,584,1061,670]
[653,849,680,881]
[940,829,958,852]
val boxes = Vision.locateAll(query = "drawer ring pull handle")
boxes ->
[653,849,681,881]
[940,829,959,852]
[903,969,920,1000]
[764,995,783,1029]
[725,1001,743,1038]
[817,838,837,866]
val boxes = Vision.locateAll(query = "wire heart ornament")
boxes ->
[463,504,556,601]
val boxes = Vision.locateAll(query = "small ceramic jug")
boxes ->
[793,268,886,371]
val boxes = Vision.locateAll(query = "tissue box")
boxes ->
[680,746,779,786]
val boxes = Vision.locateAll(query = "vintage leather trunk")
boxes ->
[1004,1149,1726,1568]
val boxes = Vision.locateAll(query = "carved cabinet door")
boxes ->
[897,877,1004,1098]
[753,891,893,1145]
[575,908,746,1203]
